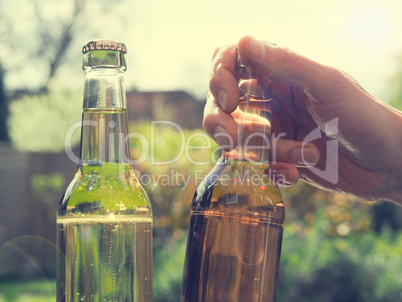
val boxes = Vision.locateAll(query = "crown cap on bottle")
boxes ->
[82,39,127,71]
[82,40,127,54]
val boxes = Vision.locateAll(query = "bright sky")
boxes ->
[4,0,402,100]
[120,0,402,100]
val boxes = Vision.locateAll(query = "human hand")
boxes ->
[204,35,402,204]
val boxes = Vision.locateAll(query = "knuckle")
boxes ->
[209,63,225,92]
[208,74,220,93]
[202,110,217,133]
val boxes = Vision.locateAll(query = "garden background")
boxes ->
[0,0,402,301]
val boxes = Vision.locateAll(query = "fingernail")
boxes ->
[291,147,319,166]
[218,90,227,110]
[249,36,265,60]
[213,126,229,146]
[276,169,293,185]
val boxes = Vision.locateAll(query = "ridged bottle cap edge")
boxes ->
[82,40,127,54]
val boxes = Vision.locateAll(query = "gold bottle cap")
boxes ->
[82,40,127,54]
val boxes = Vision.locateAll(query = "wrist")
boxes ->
[382,107,402,206]
[383,168,402,206]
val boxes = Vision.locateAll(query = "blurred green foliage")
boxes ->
[7,89,82,152]
[0,279,55,301]
[31,173,65,205]
[153,235,187,302]
[277,212,402,302]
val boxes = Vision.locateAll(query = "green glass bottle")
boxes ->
[181,55,285,302]
[57,40,152,301]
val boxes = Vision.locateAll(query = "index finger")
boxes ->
[209,44,240,113]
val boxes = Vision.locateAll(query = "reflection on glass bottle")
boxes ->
[181,55,285,302]
[57,40,152,302]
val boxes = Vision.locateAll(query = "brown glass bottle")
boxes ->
[181,56,285,302]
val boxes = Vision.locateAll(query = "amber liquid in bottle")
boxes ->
[181,93,285,302]
[182,194,284,302]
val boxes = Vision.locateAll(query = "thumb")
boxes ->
[237,35,354,101]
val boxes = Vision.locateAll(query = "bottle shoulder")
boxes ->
[192,160,284,217]
[58,163,151,217]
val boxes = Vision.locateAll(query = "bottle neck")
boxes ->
[227,96,272,165]
[79,68,130,169]
[232,58,274,166]
[83,68,127,109]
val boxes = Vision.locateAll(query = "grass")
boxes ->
[0,279,55,302]
[0,295,55,302]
